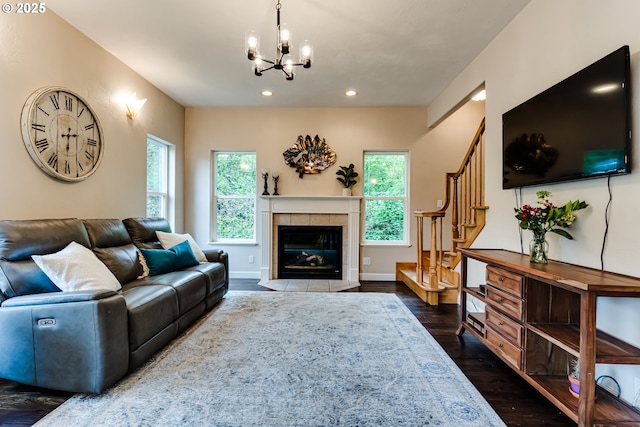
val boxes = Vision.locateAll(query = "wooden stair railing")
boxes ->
[444,117,487,267]
[396,118,487,305]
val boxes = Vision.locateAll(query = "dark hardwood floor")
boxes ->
[0,280,575,426]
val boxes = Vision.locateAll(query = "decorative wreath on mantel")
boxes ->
[282,135,337,178]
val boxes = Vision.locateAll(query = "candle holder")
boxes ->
[272,175,280,196]
[261,170,270,196]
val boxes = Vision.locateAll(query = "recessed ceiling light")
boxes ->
[471,89,486,101]
[261,90,274,97]
[345,90,358,97]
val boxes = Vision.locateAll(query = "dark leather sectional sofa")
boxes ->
[0,217,228,393]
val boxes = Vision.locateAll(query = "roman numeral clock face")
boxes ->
[21,87,104,181]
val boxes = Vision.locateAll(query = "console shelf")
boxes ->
[528,323,640,363]
[529,375,640,425]
[458,249,640,427]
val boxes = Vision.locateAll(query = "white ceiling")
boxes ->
[49,0,530,108]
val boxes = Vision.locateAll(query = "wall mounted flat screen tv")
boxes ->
[502,45,631,189]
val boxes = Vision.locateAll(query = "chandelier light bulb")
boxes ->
[279,27,291,54]
[284,58,294,80]
[253,57,264,76]
[299,41,313,68]
[284,59,294,70]
[245,31,260,60]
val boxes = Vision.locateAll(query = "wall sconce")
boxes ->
[125,92,147,119]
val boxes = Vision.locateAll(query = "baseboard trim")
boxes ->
[359,273,396,282]
[230,271,261,279]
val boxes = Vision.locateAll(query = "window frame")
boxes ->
[362,150,410,246]
[146,135,175,226]
[211,150,257,244]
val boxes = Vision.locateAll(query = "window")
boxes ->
[363,151,409,244]
[146,136,173,220]
[212,152,256,242]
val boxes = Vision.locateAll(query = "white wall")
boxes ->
[184,104,483,278]
[429,0,640,403]
[0,11,185,225]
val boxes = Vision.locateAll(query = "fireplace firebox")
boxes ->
[278,225,342,280]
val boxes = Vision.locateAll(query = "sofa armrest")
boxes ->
[203,249,225,263]
[203,249,229,287]
[0,292,129,393]
[1,290,117,307]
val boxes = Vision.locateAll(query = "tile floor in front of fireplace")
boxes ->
[258,279,359,292]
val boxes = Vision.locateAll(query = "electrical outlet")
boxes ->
[363,257,371,265]
[437,199,443,208]
[249,255,255,264]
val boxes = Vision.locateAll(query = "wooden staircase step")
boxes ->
[395,264,459,306]
[401,268,448,290]
[437,281,457,290]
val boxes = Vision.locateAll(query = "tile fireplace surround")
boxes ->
[259,196,362,284]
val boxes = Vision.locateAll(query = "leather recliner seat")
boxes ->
[0,217,228,393]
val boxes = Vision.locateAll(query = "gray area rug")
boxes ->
[35,292,505,426]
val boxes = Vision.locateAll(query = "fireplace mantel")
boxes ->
[259,196,362,282]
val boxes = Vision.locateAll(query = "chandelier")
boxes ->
[245,0,313,81]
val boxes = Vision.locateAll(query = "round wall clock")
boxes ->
[20,87,104,182]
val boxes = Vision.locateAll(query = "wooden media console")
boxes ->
[458,249,640,427]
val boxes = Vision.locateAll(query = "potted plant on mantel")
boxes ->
[336,163,358,196]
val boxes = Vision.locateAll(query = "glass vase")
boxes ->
[529,236,549,264]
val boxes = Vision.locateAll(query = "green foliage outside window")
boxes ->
[364,154,406,197]
[216,198,255,239]
[147,143,164,192]
[146,141,167,218]
[365,199,404,240]
[364,153,407,241]
[146,195,164,218]
[215,152,256,240]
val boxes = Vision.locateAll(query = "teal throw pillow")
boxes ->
[139,240,199,276]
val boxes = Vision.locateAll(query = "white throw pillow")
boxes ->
[32,241,122,292]
[156,231,207,263]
